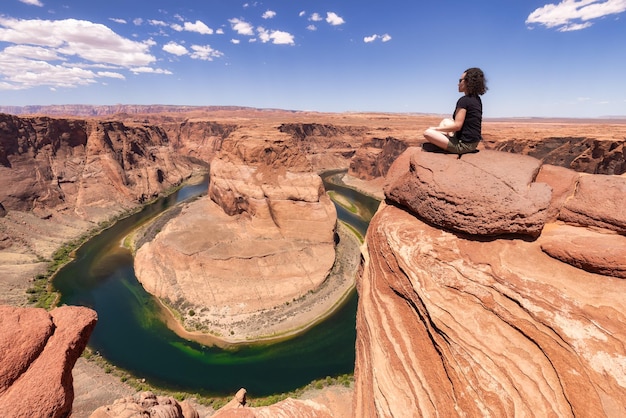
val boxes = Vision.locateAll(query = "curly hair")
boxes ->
[464,67,488,96]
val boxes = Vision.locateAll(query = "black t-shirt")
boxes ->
[453,95,482,143]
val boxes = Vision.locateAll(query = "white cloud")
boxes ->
[133,18,143,26]
[229,18,255,36]
[3,44,64,61]
[109,18,127,24]
[97,71,125,79]
[257,27,295,45]
[364,33,392,43]
[216,28,224,34]
[0,18,155,66]
[526,0,626,31]
[0,54,98,89]
[149,20,168,27]
[190,45,224,61]
[0,17,160,90]
[310,13,323,22]
[299,11,306,17]
[231,39,240,44]
[307,25,317,31]
[130,67,172,74]
[326,12,345,26]
[183,20,214,35]
[262,10,277,19]
[19,0,43,6]
[163,41,188,56]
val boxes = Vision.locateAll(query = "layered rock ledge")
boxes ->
[353,146,626,417]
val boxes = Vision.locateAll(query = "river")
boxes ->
[53,170,380,397]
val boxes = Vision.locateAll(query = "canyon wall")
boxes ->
[0,113,201,220]
[1,109,625,416]
[0,113,214,306]
[353,146,626,417]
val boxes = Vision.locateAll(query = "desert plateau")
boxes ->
[1,106,625,417]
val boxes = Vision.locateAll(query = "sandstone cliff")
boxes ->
[0,113,200,218]
[353,146,626,417]
[0,305,97,417]
[0,113,207,306]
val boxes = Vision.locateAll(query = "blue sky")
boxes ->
[0,0,625,118]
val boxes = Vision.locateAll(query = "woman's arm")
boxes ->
[430,108,466,134]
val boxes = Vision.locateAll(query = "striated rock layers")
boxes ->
[134,126,338,341]
[0,305,97,418]
[353,146,626,417]
[348,136,408,181]
[0,113,200,220]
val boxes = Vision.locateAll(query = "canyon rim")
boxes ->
[1,106,625,417]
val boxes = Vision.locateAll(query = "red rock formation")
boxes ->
[0,113,200,220]
[278,122,369,170]
[212,388,334,418]
[485,136,626,175]
[385,148,552,237]
[348,136,408,181]
[0,305,97,418]
[354,146,626,417]
[159,119,238,162]
[134,126,341,341]
[90,391,199,418]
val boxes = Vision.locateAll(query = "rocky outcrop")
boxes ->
[90,391,200,418]
[385,148,552,237]
[278,122,369,170]
[212,388,334,418]
[0,113,200,220]
[353,146,626,417]
[486,136,626,175]
[0,305,97,418]
[348,136,408,181]
[536,166,626,277]
[160,120,238,162]
[134,126,340,341]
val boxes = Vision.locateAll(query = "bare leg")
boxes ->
[423,128,450,151]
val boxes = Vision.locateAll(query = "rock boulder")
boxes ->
[354,147,626,417]
[0,305,97,418]
[384,147,552,237]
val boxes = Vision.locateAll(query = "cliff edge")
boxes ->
[353,146,626,417]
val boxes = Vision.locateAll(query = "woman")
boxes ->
[423,67,488,154]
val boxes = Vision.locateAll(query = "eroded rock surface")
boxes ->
[0,114,198,219]
[353,147,626,417]
[384,148,552,237]
[0,305,97,418]
[212,388,334,418]
[90,391,200,418]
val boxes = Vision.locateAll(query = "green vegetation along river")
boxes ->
[52,171,381,397]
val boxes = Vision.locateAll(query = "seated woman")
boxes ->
[423,67,488,154]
